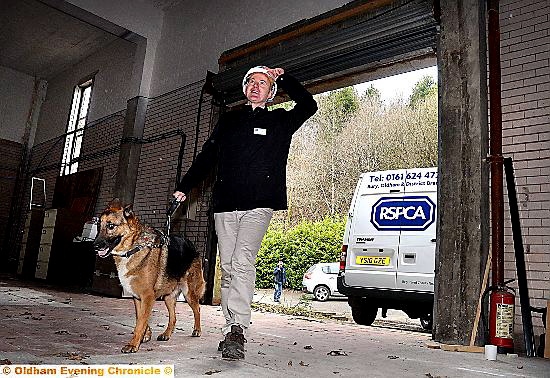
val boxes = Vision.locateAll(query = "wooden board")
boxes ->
[441,344,484,353]
[91,255,122,297]
[470,254,492,346]
[545,300,550,359]
[52,167,103,217]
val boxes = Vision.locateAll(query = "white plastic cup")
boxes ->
[485,344,498,361]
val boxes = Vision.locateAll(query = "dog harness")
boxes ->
[110,228,168,258]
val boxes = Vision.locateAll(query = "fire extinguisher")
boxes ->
[487,281,515,351]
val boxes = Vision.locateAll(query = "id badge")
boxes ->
[254,128,267,136]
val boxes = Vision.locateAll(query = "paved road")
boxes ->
[253,289,424,331]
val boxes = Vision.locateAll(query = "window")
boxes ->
[322,264,339,274]
[60,79,93,175]
[329,265,339,274]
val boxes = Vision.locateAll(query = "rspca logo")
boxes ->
[371,196,436,231]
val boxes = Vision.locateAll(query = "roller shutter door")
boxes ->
[213,0,437,105]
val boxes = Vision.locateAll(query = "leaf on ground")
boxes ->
[58,352,89,361]
[327,350,348,356]
[205,370,222,375]
[251,302,341,321]
[299,361,309,367]
[54,330,69,335]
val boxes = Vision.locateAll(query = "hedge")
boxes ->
[255,217,345,290]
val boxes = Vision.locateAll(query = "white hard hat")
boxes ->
[242,66,277,101]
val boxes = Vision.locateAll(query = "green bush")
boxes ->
[255,217,345,290]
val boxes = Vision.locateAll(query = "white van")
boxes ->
[337,167,437,329]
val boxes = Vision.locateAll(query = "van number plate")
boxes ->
[355,256,390,266]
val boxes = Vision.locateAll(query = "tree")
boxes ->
[409,75,437,107]
[361,84,381,104]
[284,83,438,225]
[269,101,294,111]
[299,87,360,217]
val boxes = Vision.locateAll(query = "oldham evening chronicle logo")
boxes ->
[370,196,436,231]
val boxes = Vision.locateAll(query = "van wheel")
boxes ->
[313,285,330,301]
[351,305,377,326]
[420,315,433,330]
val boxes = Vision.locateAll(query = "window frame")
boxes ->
[60,78,94,176]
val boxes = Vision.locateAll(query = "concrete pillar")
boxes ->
[114,96,148,205]
[434,0,489,345]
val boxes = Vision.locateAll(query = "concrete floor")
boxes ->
[1,275,549,377]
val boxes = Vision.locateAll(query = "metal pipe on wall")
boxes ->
[487,0,504,287]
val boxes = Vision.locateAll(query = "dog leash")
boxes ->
[165,198,182,237]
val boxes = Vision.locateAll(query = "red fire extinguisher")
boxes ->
[489,286,515,350]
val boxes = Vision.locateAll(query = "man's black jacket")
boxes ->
[177,74,317,213]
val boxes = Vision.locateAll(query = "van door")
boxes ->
[344,170,406,290]
[396,167,437,293]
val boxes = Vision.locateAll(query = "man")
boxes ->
[173,65,317,359]
[273,260,287,303]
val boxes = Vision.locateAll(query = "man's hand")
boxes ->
[173,191,187,202]
[266,67,284,81]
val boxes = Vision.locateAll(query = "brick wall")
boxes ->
[78,111,126,213]
[14,81,215,273]
[134,80,214,260]
[0,139,23,263]
[500,0,549,340]
[7,112,127,265]
[27,111,125,212]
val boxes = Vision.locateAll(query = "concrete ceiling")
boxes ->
[0,0,131,80]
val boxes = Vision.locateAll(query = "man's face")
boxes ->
[244,72,273,106]
[278,261,283,267]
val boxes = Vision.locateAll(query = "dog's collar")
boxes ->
[110,246,142,258]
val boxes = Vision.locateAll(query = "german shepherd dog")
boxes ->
[93,199,205,353]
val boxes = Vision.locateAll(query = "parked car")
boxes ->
[302,262,345,301]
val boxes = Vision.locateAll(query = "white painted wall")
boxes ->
[68,0,163,42]
[150,0,352,96]
[67,0,164,97]
[0,66,35,142]
[65,0,351,97]
[34,38,136,144]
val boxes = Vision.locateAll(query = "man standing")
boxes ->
[273,260,287,303]
[173,66,317,359]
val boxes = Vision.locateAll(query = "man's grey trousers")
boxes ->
[214,208,273,335]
